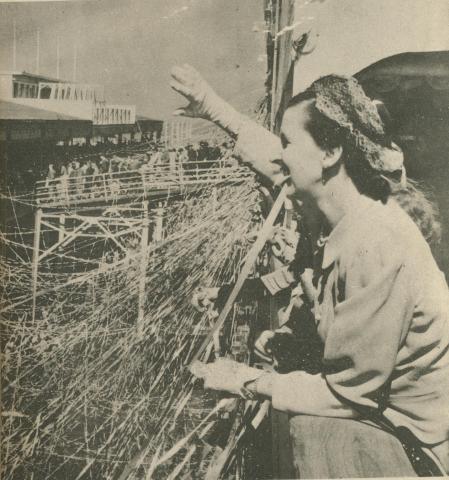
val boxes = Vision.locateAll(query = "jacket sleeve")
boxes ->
[271,245,414,416]
[234,121,285,186]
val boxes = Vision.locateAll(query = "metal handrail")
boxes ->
[35,162,252,207]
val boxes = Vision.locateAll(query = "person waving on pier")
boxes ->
[170,65,449,476]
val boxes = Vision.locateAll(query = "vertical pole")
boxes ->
[56,35,60,79]
[270,0,281,132]
[212,187,218,215]
[177,120,181,147]
[13,19,17,71]
[73,38,77,82]
[58,213,65,243]
[32,209,42,323]
[154,203,164,242]
[137,202,149,338]
[36,29,40,74]
[102,174,109,201]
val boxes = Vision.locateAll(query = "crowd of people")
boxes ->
[36,139,237,202]
[2,137,237,198]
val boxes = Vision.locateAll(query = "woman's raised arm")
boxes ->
[170,64,286,185]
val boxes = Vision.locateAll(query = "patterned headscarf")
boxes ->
[308,75,404,174]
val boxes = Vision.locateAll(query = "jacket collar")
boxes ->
[321,196,380,269]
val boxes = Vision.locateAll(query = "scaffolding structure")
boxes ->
[30,202,160,338]
[30,164,252,331]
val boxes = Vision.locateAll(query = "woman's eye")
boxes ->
[281,164,290,177]
[272,159,290,176]
[280,134,289,149]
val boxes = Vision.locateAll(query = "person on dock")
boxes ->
[45,164,57,200]
[171,65,449,476]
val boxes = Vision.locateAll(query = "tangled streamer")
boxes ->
[1,175,262,479]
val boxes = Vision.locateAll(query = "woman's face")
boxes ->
[280,100,326,197]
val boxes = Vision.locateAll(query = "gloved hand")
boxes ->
[170,64,246,134]
[190,357,264,399]
[191,286,220,313]
[170,65,290,186]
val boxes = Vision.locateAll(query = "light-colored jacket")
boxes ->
[236,123,449,472]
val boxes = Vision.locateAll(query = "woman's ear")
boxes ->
[321,146,342,169]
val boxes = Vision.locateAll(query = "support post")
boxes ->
[137,202,149,338]
[270,0,281,132]
[58,213,65,243]
[212,187,218,215]
[32,209,43,323]
[154,203,164,242]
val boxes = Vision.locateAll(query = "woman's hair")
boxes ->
[390,179,442,244]
[287,75,441,244]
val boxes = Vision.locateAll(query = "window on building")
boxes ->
[40,86,52,99]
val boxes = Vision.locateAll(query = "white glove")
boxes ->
[170,64,246,134]
[190,357,264,399]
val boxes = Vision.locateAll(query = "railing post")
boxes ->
[154,203,164,243]
[212,187,218,214]
[137,202,149,339]
[58,213,65,243]
[141,171,147,198]
[31,208,42,323]
[102,174,109,201]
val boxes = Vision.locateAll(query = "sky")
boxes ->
[292,0,449,92]
[1,0,448,119]
[0,0,267,119]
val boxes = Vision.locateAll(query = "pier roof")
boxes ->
[0,99,86,122]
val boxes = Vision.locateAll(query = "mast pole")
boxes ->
[56,35,60,78]
[13,19,17,71]
[73,39,77,82]
[36,29,40,74]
